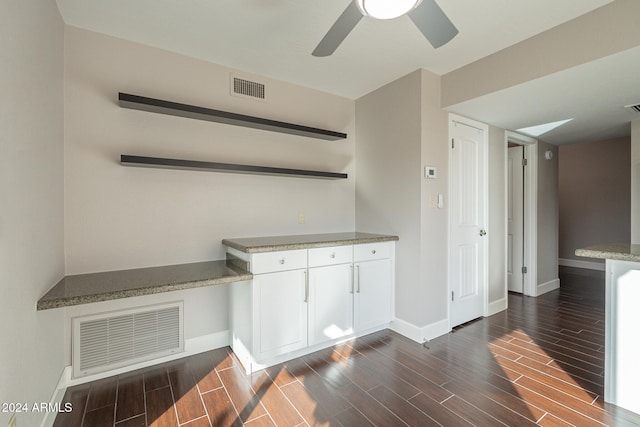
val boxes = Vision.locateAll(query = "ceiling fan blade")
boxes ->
[312,2,363,57]
[408,0,458,49]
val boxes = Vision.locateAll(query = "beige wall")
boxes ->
[488,126,507,306]
[355,70,425,328]
[632,120,640,244]
[0,1,66,426]
[559,137,630,262]
[356,70,509,336]
[419,70,450,326]
[537,141,559,286]
[63,26,356,349]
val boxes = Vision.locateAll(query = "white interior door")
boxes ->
[508,146,524,293]
[449,117,488,328]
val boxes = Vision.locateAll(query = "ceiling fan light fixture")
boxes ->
[355,0,421,20]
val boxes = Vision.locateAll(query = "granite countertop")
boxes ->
[37,260,252,310]
[575,243,640,263]
[222,232,399,253]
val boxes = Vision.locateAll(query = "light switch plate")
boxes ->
[429,194,436,209]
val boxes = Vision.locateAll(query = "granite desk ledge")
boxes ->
[222,232,399,254]
[575,243,640,263]
[37,260,252,310]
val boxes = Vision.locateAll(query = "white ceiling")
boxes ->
[56,0,640,145]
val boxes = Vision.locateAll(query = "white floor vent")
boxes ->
[72,302,184,378]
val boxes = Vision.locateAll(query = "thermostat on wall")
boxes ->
[424,166,437,179]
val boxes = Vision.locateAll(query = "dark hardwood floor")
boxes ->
[53,267,640,426]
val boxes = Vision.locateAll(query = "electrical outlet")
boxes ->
[297,211,305,224]
[8,413,16,427]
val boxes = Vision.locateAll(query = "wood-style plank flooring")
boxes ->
[53,267,640,426]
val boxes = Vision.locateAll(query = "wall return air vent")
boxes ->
[625,103,640,113]
[72,302,184,378]
[231,75,266,100]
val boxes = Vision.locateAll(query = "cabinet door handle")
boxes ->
[356,265,361,293]
[330,252,336,259]
[371,249,376,255]
[349,265,354,294]
[304,270,309,303]
[279,258,286,265]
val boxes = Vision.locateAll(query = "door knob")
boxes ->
[479,229,487,236]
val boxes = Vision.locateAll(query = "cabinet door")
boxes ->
[308,264,354,346]
[354,259,392,332]
[253,269,307,360]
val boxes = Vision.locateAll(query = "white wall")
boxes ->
[0,1,66,426]
[632,120,640,244]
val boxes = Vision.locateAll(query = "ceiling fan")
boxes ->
[312,0,458,57]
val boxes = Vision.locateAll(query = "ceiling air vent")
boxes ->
[625,103,640,113]
[231,75,266,101]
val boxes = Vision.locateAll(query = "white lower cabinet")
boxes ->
[228,241,394,374]
[308,263,354,346]
[353,242,393,332]
[253,269,308,360]
[354,258,392,332]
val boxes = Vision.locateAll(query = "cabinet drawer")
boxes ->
[251,249,307,274]
[354,242,392,262]
[308,245,353,267]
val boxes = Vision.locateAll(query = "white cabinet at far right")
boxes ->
[353,242,393,332]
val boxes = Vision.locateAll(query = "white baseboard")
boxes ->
[537,278,560,296]
[559,258,605,271]
[40,366,73,427]
[389,318,422,343]
[390,317,450,343]
[41,330,230,427]
[487,297,508,316]
[185,330,230,355]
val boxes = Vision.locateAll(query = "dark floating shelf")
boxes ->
[118,93,347,141]
[121,155,348,180]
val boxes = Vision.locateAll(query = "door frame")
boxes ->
[507,145,525,293]
[505,130,538,297]
[448,114,489,326]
